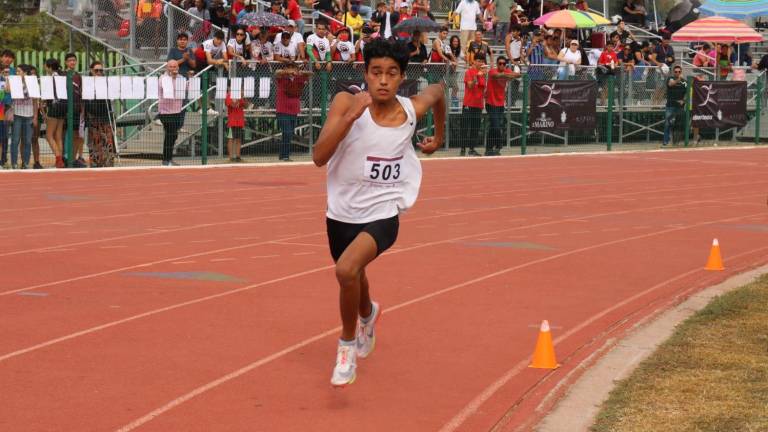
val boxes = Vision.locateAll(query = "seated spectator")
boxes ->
[209,2,230,30]
[617,43,635,70]
[609,20,634,46]
[407,30,429,63]
[655,37,675,67]
[330,10,346,35]
[331,28,356,62]
[283,0,305,34]
[467,30,493,64]
[347,0,373,20]
[621,0,646,28]
[251,27,275,64]
[752,50,768,72]
[273,21,307,61]
[717,44,731,79]
[693,43,713,68]
[168,33,197,77]
[236,0,257,24]
[344,5,365,38]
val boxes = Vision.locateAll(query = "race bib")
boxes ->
[364,156,403,185]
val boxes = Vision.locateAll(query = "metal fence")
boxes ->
[18,62,765,169]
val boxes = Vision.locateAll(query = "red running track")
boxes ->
[1,148,767,432]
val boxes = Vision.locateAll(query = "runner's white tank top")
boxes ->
[326,95,422,224]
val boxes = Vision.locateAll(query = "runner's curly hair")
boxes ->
[363,38,410,75]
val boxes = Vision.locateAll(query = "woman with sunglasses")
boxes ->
[227,26,251,64]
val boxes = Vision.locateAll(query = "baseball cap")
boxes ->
[570,39,579,46]
[399,2,409,7]
[287,19,296,26]
[351,4,360,11]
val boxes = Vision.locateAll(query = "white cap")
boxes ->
[399,2,409,7]
[570,39,579,46]
[287,19,296,26]
[515,5,523,11]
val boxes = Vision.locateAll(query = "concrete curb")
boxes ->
[535,264,768,432]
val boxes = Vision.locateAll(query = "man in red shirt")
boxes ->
[461,56,487,156]
[485,56,520,156]
[285,0,305,34]
[275,62,313,161]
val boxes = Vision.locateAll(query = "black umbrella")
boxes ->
[665,0,700,25]
[392,17,442,33]
[239,12,290,28]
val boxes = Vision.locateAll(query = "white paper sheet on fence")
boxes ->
[187,77,201,99]
[25,76,41,99]
[81,76,95,100]
[121,76,134,99]
[174,77,187,100]
[243,77,255,98]
[107,76,121,100]
[8,76,25,99]
[160,76,174,99]
[146,77,159,99]
[94,77,109,100]
[40,76,55,100]
[132,77,145,99]
[231,77,242,99]
[54,76,68,99]
[259,77,270,99]
[215,77,228,99]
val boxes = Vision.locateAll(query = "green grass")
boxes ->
[591,274,768,432]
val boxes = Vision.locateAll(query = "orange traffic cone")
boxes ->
[705,238,725,271]
[529,320,560,369]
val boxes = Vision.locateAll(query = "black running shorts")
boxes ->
[326,215,400,262]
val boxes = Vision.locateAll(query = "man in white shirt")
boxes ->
[306,22,332,72]
[272,20,307,61]
[203,29,229,69]
[454,0,481,59]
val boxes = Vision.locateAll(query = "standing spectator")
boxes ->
[717,44,732,79]
[485,56,519,156]
[209,2,230,30]
[274,21,306,62]
[468,30,493,64]
[231,0,247,25]
[663,65,686,146]
[65,53,86,168]
[0,66,9,169]
[454,0,482,60]
[168,33,197,77]
[307,22,333,72]
[371,1,399,40]
[136,0,164,57]
[275,62,312,161]
[236,0,257,24]
[0,50,14,169]
[431,27,457,65]
[158,60,185,166]
[493,0,511,44]
[461,55,486,156]
[225,89,247,162]
[447,35,462,107]
[83,62,116,167]
[306,0,337,22]
[44,59,66,168]
[655,37,675,67]
[27,65,43,169]
[609,20,635,46]
[203,29,230,69]
[557,39,581,80]
[188,0,212,44]
[284,0,305,34]
[509,6,531,36]
[396,3,413,40]
[9,65,37,169]
[526,30,545,79]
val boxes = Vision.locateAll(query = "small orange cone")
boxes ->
[705,238,725,271]
[529,320,560,369]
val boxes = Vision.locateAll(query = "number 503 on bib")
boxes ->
[364,156,403,185]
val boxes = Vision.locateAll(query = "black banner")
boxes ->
[691,81,748,129]
[529,80,597,131]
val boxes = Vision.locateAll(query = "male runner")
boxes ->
[313,38,446,386]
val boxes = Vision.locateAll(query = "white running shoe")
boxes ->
[356,301,380,359]
[330,342,357,387]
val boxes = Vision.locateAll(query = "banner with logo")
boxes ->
[691,81,748,128]
[529,81,597,131]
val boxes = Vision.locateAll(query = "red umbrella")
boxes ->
[671,16,764,42]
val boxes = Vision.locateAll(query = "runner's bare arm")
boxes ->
[411,83,446,154]
[313,91,372,167]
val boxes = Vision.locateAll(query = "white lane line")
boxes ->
[100,245,128,249]
[292,252,315,256]
[251,255,280,259]
[210,258,236,263]
[171,261,196,265]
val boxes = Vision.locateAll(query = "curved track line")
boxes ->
[111,210,766,432]
[439,245,768,432]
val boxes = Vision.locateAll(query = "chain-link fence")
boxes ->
[9,61,765,169]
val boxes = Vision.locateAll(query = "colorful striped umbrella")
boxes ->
[699,0,768,19]
[532,10,611,29]
[671,16,764,42]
